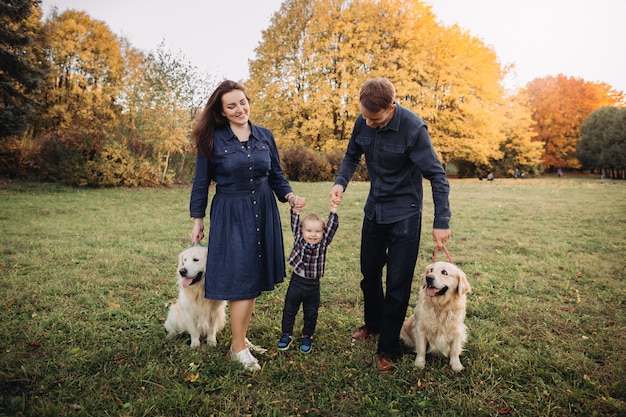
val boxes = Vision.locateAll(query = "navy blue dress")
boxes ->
[189,123,293,300]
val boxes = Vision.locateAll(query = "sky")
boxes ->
[40,0,626,93]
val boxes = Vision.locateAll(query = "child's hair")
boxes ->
[301,213,325,229]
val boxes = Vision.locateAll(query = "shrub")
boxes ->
[281,145,333,181]
[85,140,161,187]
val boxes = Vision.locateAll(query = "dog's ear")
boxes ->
[421,264,434,287]
[178,251,185,269]
[456,268,471,296]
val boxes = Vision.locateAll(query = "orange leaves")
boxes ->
[524,74,624,170]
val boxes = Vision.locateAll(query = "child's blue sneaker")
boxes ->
[300,335,312,353]
[277,333,292,350]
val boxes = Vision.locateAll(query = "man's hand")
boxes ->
[330,184,343,206]
[432,228,451,248]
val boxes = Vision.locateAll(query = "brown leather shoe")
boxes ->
[376,355,394,373]
[351,325,376,340]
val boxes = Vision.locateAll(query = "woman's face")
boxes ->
[221,89,250,127]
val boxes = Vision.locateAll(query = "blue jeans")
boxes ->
[360,213,422,358]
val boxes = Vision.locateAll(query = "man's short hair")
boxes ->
[359,78,396,112]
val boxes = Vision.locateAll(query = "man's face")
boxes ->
[360,103,396,129]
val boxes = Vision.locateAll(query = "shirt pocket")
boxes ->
[253,142,271,172]
[215,145,238,173]
[380,143,406,170]
[355,136,373,148]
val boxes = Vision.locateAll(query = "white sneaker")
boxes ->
[229,347,261,371]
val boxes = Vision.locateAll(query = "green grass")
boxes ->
[0,178,625,416]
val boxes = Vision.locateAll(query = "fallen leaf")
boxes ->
[184,373,199,382]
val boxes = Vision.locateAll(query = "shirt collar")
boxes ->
[383,102,401,132]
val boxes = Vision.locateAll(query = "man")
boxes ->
[330,78,451,372]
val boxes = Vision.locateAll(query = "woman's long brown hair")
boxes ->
[191,80,248,158]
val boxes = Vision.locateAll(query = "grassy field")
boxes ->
[0,178,625,417]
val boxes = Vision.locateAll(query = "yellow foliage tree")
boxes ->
[246,0,511,169]
[42,9,124,134]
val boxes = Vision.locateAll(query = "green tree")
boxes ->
[0,0,48,138]
[578,106,626,179]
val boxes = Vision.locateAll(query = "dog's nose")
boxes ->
[426,276,434,286]
[179,268,187,277]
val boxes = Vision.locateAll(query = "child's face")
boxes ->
[302,219,324,244]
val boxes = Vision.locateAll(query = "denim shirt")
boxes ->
[335,103,451,228]
[190,122,293,218]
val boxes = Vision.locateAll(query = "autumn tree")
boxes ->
[577,106,626,179]
[492,91,544,176]
[247,0,511,173]
[0,0,48,138]
[41,9,124,134]
[524,74,624,171]
[121,42,215,183]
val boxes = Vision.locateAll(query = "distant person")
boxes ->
[514,168,519,179]
[277,200,339,354]
[329,77,451,372]
[487,172,494,181]
[557,168,563,178]
[189,80,305,371]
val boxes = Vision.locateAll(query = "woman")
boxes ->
[189,80,305,371]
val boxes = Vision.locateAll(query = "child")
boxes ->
[277,201,339,353]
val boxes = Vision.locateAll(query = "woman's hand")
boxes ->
[286,192,306,214]
[190,218,205,244]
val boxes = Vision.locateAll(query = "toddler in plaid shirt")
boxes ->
[277,201,339,353]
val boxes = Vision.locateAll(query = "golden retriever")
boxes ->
[164,245,226,347]
[400,261,471,372]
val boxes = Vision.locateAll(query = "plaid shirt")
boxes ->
[288,210,339,279]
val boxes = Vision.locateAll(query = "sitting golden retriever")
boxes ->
[400,261,471,372]
[165,245,226,347]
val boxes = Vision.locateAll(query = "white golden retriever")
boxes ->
[400,261,471,372]
[164,245,226,347]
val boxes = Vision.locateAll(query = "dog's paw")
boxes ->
[414,356,426,369]
[450,357,464,372]
[206,337,217,347]
[190,339,201,347]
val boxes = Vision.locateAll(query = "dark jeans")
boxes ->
[360,213,422,358]
[281,273,321,336]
